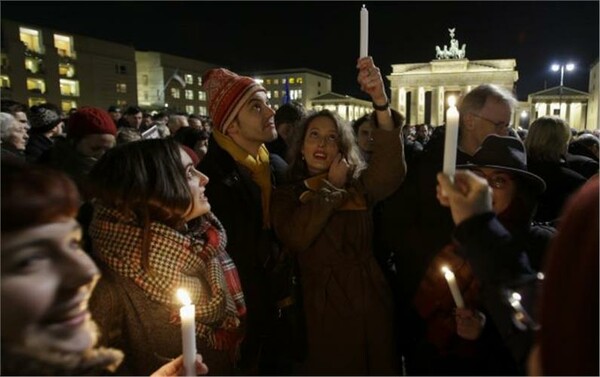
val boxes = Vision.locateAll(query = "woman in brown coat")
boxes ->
[271,57,406,375]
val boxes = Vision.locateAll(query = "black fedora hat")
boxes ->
[458,134,546,194]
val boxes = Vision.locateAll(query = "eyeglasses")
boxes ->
[470,113,511,130]
[472,169,513,189]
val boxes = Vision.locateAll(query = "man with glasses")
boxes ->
[374,84,518,375]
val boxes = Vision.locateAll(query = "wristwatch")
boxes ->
[372,100,390,111]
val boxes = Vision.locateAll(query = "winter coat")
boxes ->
[271,125,405,375]
[198,137,289,374]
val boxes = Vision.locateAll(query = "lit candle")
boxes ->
[177,288,197,376]
[360,4,369,58]
[441,266,464,308]
[443,95,460,183]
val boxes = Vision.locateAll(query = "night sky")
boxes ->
[2,1,598,101]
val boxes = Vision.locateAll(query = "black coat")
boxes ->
[198,135,290,374]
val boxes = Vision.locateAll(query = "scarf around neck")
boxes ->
[212,129,272,229]
[89,204,246,352]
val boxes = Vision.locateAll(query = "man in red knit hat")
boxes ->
[199,68,292,375]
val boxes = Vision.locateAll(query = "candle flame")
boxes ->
[448,96,456,107]
[177,288,192,306]
[441,265,454,279]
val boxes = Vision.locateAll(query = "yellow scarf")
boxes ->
[213,130,272,229]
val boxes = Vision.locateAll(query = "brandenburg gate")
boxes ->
[388,28,519,126]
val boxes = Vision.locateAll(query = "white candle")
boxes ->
[441,266,464,308]
[443,96,460,183]
[177,288,197,376]
[360,4,369,58]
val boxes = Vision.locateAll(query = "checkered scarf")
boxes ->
[89,203,246,352]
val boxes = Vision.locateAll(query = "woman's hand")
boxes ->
[328,153,350,188]
[455,307,486,340]
[150,354,209,376]
[356,56,387,106]
[436,170,493,225]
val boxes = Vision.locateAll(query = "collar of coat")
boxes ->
[300,173,367,211]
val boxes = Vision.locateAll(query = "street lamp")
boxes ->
[551,62,575,87]
[551,63,575,117]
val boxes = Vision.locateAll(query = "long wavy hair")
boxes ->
[286,109,365,183]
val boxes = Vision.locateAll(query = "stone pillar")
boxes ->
[410,89,418,125]
[417,86,425,124]
[398,87,407,117]
[565,101,571,124]
[431,87,440,126]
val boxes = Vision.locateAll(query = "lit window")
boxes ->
[266,91,272,99]
[282,78,286,84]
[289,77,295,84]
[198,91,206,101]
[171,88,180,98]
[1,53,9,70]
[297,77,303,84]
[298,89,303,99]
[185,74,193,84]
[54,34,74,58]
[117,99,128,106]
[25,57,45,74]
[1,75,11,88]
[197,76,202,86]
[28,97,46,107]
[58,63,75,77]
[199,106,207,116]
[273,90,279,98]
[20,27,42,53]
[115,83,127,94]
[60,79,80,97]
[266,79,272,85]
[185,89,194,100]
[61,100,77,112]
[186,105,194,115]
[274,79,279,85]
[27,78,46,94]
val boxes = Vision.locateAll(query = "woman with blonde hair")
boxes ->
[525,116,586,223]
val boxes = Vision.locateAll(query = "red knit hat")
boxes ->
[201,68,265,134]
[67,107,118,140]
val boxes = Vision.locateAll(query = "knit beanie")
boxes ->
[28,104,62,134]
[201,68,265,134]
[67,107,117,140]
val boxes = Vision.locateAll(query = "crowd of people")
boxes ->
[1,56,598,376]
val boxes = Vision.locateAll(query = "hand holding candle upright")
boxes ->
[360,4,369,58]
[441,266,465,308]
[177,288,197,377]
[443,96,460,183]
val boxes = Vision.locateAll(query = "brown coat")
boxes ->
[271,127,405,375]
[90,267,234,376]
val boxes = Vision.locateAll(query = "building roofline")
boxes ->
[243,68,332,79]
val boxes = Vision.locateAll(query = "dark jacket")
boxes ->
[565,152,599,179]
[527,158,587,223]
[198,136,288,374]
[453,213,555,373]
[25,133,54,163]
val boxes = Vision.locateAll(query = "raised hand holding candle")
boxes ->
[443,96,460,183]
[360,4,369,57]
[441,266,464,308]
[177,288,197,376]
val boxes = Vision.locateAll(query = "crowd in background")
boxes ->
[1,57,598,376]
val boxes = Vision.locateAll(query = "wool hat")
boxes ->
[458,134,546,194]
[28,104,63,134]
[67,107,118,140]
[201,68,265,134]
